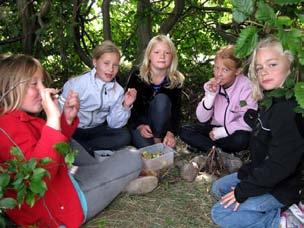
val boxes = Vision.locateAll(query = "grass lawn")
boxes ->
[84,141,217,228]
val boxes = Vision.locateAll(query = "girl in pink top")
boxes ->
[180,45,257,153]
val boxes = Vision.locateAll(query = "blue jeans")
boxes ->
[211,173,283,228]
[130,94,172,148]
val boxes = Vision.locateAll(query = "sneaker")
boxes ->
[123,176,158,195]
[280,202,304,228]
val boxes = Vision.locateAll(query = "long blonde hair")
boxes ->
[0,54,47,115]
[139,34,184,88]
[248,36,294,101]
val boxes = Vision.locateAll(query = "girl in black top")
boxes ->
[211,36,304,227]
[126,35,184,148]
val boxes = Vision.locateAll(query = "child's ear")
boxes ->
[236,68,242,75]
[93,59,97,67]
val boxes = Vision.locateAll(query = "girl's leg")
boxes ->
[74,124,131,152]
[130,127,154,148]
[215,130,251,153]
[211,172,240,199]
[70,139,99,166]
[74,148,142,221]
[148,94,171,138]
[179,123,214,152]
[211,194,283,228]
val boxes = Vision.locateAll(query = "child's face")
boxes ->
[255,46,290,91]
[93,52,120,82]
[21,68,45,113]
[149,41,173,72]
[213,59,240,88]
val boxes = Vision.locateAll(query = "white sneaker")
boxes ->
[124,176,158,195]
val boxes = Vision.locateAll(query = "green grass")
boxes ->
[84,146,217,228]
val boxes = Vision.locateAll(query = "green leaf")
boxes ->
[232,0,254,23]
[29,179,47,194]
[297,13,304,23]
[0,197,17,209]
[0,173,10,188]
[40,157,53,165]
[65,153,75,167]
[235,26,258,58]
[31,168,47,181]
[284,77,296,88]
[16,184,26,205]
[268,88,286,97]
[26,159,38,170]
[273,0,304,5]
[54,142,71,156]
[260,97,272,110]
[10,147,24,160]
[255,1,276,23]
[294,106,304,116]
[25,191,35,208]
[275,16,292,27]
[285,89,294,99]
[278,28,302,54]
[294,82,304,109]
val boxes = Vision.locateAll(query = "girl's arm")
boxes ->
[196,80,218,123]
[106,91,131,128]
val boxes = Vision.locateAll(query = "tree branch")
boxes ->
[159,0,185,34]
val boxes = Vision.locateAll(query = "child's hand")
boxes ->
[163,131,176,148]
[138,124,153,138]
[220,188,240,211]
[205,78,220,93]
[40,88,61,130]
[123,88,137,108]
[209,127,228,141]
[63,90,79,125]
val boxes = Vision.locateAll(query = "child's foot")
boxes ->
[123,176,158,195]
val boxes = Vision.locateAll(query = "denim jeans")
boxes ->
[211,173,283,228]
[130,93,172,148]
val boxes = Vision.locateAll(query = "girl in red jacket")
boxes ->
[0,54,141,227]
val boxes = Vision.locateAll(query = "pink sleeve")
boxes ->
[196,100,214,123]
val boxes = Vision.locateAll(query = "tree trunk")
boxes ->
[135,0,152,64]
[17,0,37,55]
[102,0,112,41]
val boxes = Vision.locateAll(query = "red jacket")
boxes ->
[0,110,84,227]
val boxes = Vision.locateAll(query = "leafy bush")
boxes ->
[232,0,304,113]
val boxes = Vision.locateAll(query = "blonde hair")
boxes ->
[249,36,294,101]
[0,54,48,115]
[92,40,121,60]
[215,45,242,70]
[139,34,184,88]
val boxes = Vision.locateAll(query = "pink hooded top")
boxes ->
[196,74,258,135]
